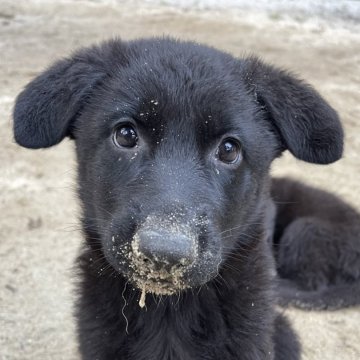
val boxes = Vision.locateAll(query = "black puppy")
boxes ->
[13,38,344,360]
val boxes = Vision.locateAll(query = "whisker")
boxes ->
[219,222,264,236]
[121,281,129,335]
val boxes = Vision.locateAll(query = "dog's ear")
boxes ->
[242,57,343,164]
[13,48,108,149]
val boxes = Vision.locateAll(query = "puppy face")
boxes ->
[13,38,343,295]
[74,54,279,293]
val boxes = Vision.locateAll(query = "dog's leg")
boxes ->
[275,216,360,309]
[277,277,360,310]
[271,178,360,310]
[276,217,336,290]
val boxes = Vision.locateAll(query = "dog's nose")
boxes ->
[136,229,196,268]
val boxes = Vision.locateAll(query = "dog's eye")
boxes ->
[217,139,241,164]
[113,125,138,148]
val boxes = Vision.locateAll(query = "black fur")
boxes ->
[13,37,347,359]
[272,178,360,310]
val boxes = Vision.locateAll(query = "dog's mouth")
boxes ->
[128,235,191,298]
[131,267,189,296]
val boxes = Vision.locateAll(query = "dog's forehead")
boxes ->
[99,42,252,135]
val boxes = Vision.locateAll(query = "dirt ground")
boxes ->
[0,1,359,359]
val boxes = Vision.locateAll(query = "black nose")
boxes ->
[136,229,196,268]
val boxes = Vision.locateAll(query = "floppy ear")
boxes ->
[243,57,343,164]
[13,49,108,149]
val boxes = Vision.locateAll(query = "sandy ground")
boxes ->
[0,1,359,359]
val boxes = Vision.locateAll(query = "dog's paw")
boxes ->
[276,278,330,310]
[276,217,334,291]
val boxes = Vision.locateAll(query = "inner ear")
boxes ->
[242,57,344,164]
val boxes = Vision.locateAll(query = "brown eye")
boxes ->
[217,139,241,164]
[113,125,138,148]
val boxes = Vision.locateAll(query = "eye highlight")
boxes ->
[217,138,242,164]
[113,125,138,148]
